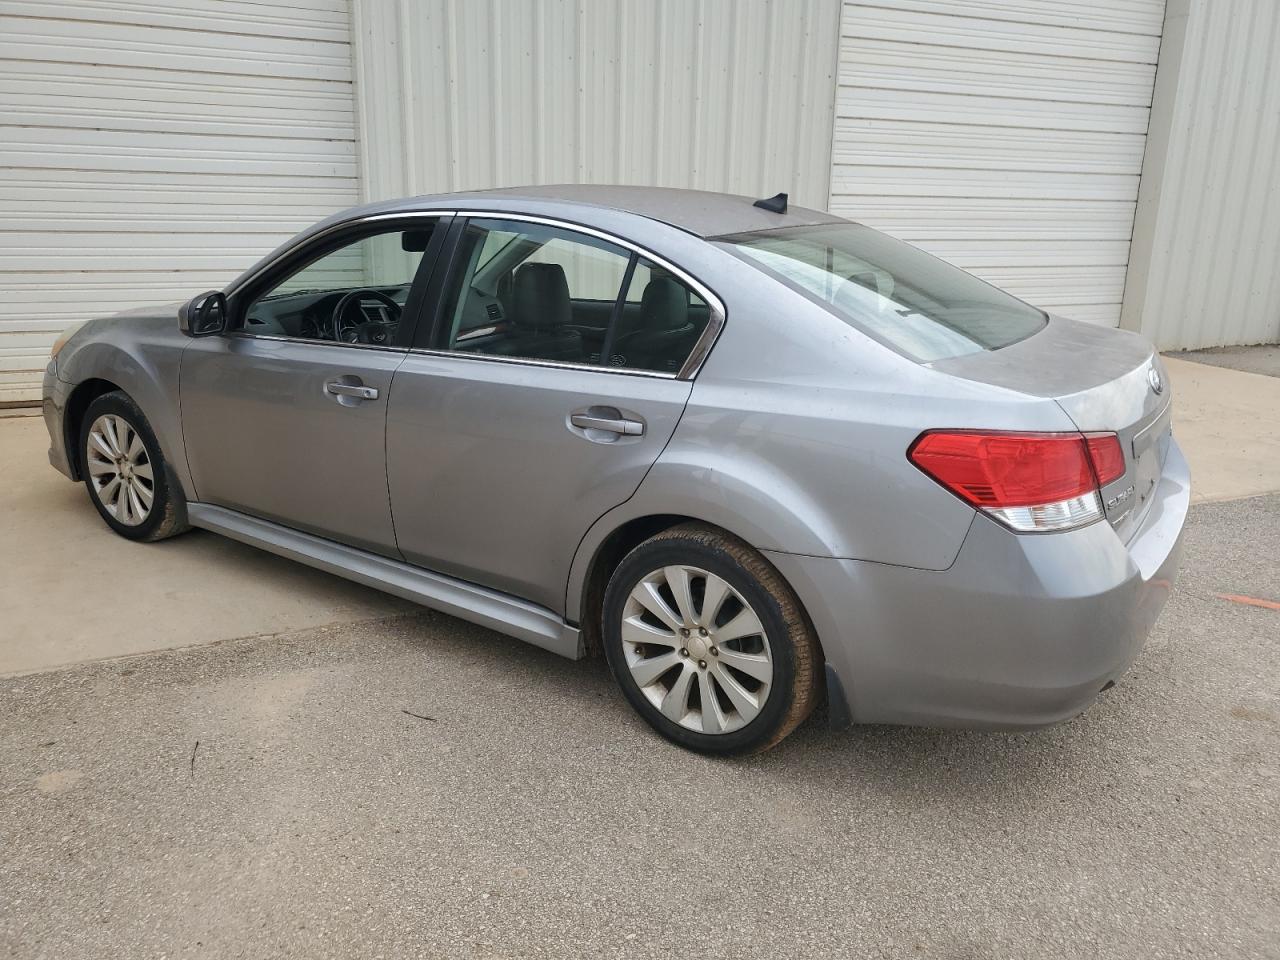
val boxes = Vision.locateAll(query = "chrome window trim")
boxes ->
[224,330,409,355]
[230,330,678,378]
[223,206,727,381]
[403,346,678,380]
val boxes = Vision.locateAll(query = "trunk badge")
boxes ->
[1148,367,1164,395]
[1106,485,1136,510]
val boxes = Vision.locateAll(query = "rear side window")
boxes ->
[611,259,709,373]
[716,223,1046,362]
[437,217,710,375]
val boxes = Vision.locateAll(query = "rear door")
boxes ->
[386,215,718,613]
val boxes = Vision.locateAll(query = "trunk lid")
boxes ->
[930,316,1173,541]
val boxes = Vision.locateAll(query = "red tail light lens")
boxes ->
[909,432,1096,507]
[1084,433,1125,487]
[908,430,1127,533]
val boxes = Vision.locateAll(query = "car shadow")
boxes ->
[393,609,1132,804]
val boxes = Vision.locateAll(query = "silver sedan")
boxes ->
[42,186,1189,753]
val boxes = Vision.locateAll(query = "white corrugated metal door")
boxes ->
[351,0,842,212]
[0,0,359,404]
[831,0,1165,326]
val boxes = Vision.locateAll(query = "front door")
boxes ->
[181,217,447,556]
[386,215,716,613]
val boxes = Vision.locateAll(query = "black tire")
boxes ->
[602,523,821,754]
[78,390,189,542]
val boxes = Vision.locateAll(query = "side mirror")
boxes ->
[179,290,227,337]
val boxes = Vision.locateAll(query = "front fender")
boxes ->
[56,314,192,498]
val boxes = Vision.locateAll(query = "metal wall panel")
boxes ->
[351,0,841,209]
[832,0,1165,326]
[1122,0,1280,349]
[0,0,359,403]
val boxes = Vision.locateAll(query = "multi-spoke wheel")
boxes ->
[86,413,155,526]
[622,565,773,734]
[603,523,821,754]
[78,391,188,542]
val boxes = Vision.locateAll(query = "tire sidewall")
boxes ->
[79,392,173,542]
[602,535,800,755]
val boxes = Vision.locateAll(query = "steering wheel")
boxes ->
[330,289,402,344]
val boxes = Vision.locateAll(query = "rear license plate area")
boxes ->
[1129,402,1172,512]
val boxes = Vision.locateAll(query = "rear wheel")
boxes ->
[602,523,821,754]
[79,391,188,542]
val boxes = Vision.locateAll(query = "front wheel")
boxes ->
[79,391,188,542]
[602,523,821,754]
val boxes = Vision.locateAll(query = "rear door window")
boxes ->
[435,218,710,374]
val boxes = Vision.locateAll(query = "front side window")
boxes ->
[437,218,709,374]
[716,223,1046,362]
[243,223,437,346]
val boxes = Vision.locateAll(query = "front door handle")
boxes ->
[570,412,645,436]
[325,380,379,401]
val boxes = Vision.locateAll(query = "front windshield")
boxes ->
[715,223,1046,362]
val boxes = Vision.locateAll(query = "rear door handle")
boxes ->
[570,412,645,436]
[325,381,379,401]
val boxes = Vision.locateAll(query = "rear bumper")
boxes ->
[43,365,75,480]
[768,438,1190,729]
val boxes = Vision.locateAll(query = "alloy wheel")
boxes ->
[86,414,154,526]
[621,564,774,734]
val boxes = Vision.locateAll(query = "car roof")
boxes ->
[383,184,846,239]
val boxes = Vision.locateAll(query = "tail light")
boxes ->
[908,430,1126,532]
[1084,433,1126,486]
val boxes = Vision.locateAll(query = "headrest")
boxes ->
[640,277,690,331]
[512,263,571,329]
[833,270,893,316]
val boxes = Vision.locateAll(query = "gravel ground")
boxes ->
[1,495,1277,959]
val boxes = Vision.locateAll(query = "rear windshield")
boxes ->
[715,223,1046,362]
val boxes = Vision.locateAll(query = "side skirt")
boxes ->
[187,503,584,660]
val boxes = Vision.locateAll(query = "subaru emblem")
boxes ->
[1148,367,1164,395]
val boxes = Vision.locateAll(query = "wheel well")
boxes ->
[576,514,697,655]
[63,378,123,479]
[577,514,829,674]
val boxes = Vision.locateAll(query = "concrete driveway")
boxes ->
[0,414,414,676]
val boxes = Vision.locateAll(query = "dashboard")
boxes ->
[244,285,410,343]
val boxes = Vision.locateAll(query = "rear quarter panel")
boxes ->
[567,255,1086,615]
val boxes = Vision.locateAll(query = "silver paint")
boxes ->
[43,186,1191,731]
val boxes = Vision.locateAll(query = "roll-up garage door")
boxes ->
[831,0,1165,326]
[0,0,360,404]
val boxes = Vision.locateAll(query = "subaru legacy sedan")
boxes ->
[42,186,1188,753]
